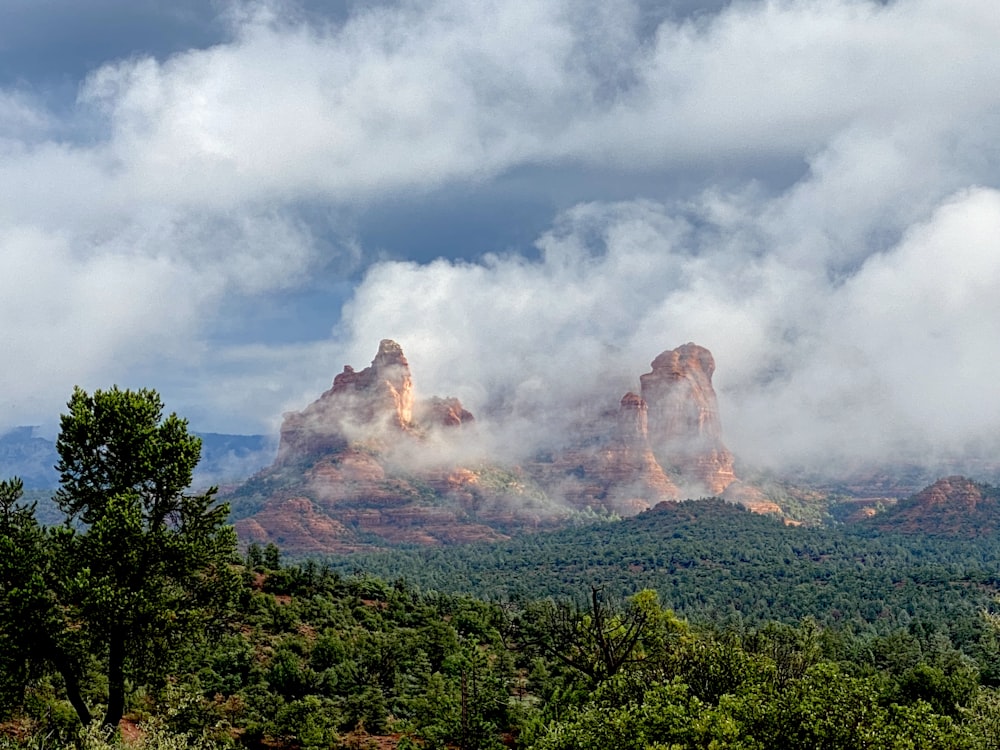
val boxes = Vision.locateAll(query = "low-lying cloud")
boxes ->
[1,0,999,478]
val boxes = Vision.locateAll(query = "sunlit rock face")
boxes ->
[337,338,415,428]
[277,339,418,462]
[640,343,736,495]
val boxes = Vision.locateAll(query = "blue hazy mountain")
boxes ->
[0,427,274,490]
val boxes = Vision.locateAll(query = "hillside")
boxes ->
[864,475,1000,537]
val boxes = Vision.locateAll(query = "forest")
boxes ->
[321,498,1000,638]
[5,387,1000,749]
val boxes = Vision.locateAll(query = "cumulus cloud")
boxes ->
[765,188,1000,465]
[338,183,1000,473]
[1,0,999,479]
[53,0,1000,201]
[0,91,55,142]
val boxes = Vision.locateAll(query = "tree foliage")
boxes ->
[4,553,1000,749]
[0,386,239,731]
[10,394,1000,746]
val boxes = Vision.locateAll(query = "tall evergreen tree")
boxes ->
[1,386,239,729]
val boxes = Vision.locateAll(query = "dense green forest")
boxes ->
[6,545,1000,749]
[322,499,1000,636]
[7,387,1000,748]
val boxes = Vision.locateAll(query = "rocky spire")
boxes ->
[277,339,416,461]
[329,338,414,429]
[616,392,649,447]
[607,392,680,506]
[639,343,735,495]
[275,340,476,464]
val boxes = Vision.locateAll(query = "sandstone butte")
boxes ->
[231,339,777,555]
[640,344,735,495]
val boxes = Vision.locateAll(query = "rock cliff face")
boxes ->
[602,392,682,508]
[532,391,682,516]
[229,339,749,555]
[535,344,739,514]
[278,339,416,461]
[231,340,561,554]
[639,343,736,495]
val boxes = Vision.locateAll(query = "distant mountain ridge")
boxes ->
[0,427,61,488]
[0,427,274,490]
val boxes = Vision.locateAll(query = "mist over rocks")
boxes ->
[417,396,475,429]
[276,339,462,463]
[640,343,736,496]
[532,391,680,516]
[232,339,546,553]
[611,392,680,502]
[534,343,740,515]
[229,339,757,554]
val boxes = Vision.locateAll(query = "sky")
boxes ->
[2,0,1000,474]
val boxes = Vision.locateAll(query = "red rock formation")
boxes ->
[229,339,756,555]
[639,343,735,495]
[531,393,681,515]
[904,476,985,513]
[232,340,537,554]
[602,392,680,508]
[328,339,413,423]
[867,476,1000,537]
[277,340,422,462]
[617,392,648,446]
[234,497,358,555]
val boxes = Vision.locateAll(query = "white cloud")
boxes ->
[0,208,317,431]
[47,0,998,206]
[1,0,1000,478]
[794,188,1000,459]
[334,184,1000,471]
[0,90,54,142]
